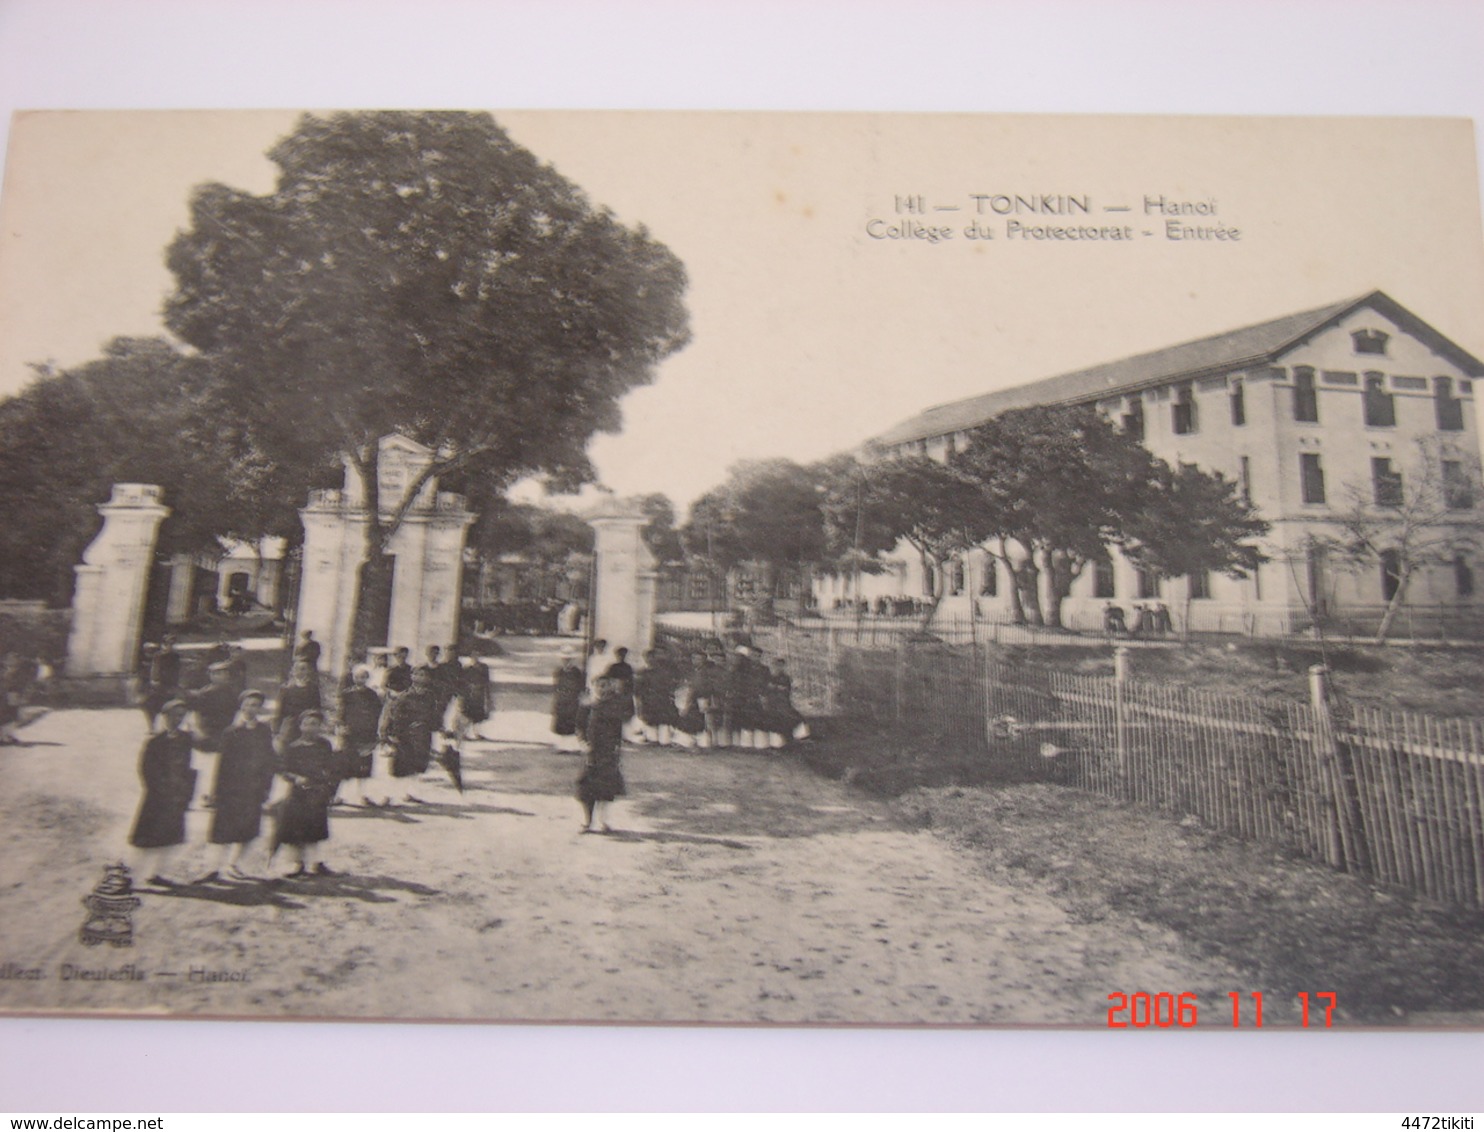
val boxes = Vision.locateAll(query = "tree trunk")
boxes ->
[1017,560,1044,626]
[917,557,945,634]
[1374,569,1413,644]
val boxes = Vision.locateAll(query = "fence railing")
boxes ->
[656,621,1484,910]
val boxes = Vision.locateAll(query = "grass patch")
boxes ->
[894,783,1484,1024]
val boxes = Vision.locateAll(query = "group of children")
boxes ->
[552,638,811,834]
[126,635,494,886]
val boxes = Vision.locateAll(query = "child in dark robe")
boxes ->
[196,689,277,881]
[274,710,342,877]
[577,676,627,833]
[128,699,197,886]
[337,665,383,807]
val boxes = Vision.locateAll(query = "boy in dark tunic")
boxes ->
[550,647,585,751]
[634,648,678,747]
[763,657,808,748]
[128,700,197,887]
[273,660,322,745]
[189,662,240,753]
[454,649,492,742]
[337,666,383,807]
[577,676,627,833]
[274,710,342,877]
[196,689,277,881]
[603,647,637,724]
[384,646,414,694]
[377,667,439,804]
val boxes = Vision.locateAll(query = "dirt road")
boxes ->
[0,649,1246,1024]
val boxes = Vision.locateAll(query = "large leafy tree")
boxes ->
[0,338,311,605]
[1119,459,1269,631]
[163,111,690,653]
[681,459,829,601]
[833,454,987,627]
[957,406,1151,626]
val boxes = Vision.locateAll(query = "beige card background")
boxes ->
[4,111,1481,503]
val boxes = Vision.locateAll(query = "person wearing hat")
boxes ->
[189,661,241,754]
[274,708,343,876]
[128,698,198,887]
[195,688,277,881]
[550,645,585,752]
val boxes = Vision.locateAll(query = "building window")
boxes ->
[1230,379,1246,426]
[1363,373,1396,427]
[1239,455,1252,505]
[1136,568,1161,600]
[1093,558,1115,599]
[980,558,997,596]
[945,432,958,457]
[1188,570,1211,600]
[1300,453,1326,504]
[1306,545,1329,617]
[949,557,965,596]
[1443,460,1474,509]
[1434,376,1465,431]
[1371,457,1404,508]
[1122,396,1145,441]
[1457,554,1476,599]
[1353,329,1389,355]
[1380,549,1402,602]
[1293,366,1319,423]
[1172,384,1197,435]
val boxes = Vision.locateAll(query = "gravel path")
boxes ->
[0,701,1246,1024]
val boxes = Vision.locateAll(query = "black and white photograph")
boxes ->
[1,104,1482,1039]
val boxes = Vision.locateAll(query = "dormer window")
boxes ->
[1353,329,1389,356]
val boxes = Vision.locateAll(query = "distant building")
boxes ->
[819,290,1483,636]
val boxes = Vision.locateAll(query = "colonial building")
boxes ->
[819,291,1483,636]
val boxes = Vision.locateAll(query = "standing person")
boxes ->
[603,647,637,726]
[127,699,197,887]
[141,636,182,730]
[337,665,383,807]
[763,656,809,748]
[634,648,678,747]
[377,666,439,805]
[189,662,241,754]
[454,649,493,742]
[550,646,585,752]
[225,644,250,697]
[672,651,709,750]
[434,646,463,730]
[195,689,277,881]
[577,676,627,833]
[273,710,343,877]
[384,646,414,694]
[293,630,322,673]
[366,650,391,695]
[273,660,322,746]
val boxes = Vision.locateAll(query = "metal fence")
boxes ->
[657,621,1484,910]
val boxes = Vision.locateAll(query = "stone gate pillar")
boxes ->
[67,483,170,678]
[296,487,368,680]
[589,497,658,657]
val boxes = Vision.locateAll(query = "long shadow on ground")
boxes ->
[142,872,440,908]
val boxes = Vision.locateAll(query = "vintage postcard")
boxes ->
[0,110,1481,1028]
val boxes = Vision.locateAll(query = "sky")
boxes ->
[4,109,1483,517]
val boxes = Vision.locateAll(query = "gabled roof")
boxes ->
[872,290,1484,448]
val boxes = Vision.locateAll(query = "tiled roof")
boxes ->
[872,290,1483,447]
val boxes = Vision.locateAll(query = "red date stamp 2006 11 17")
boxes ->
[1105,991,1337,1028]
